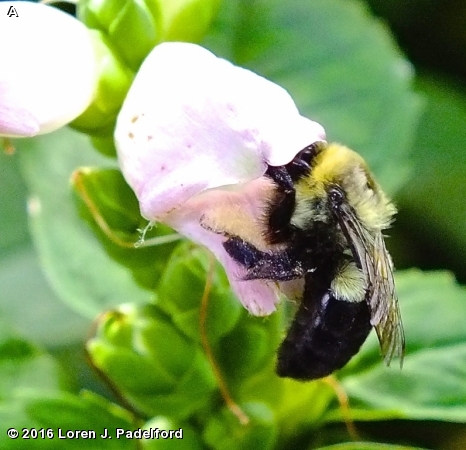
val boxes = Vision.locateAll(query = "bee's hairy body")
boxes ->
[223,141,404,380]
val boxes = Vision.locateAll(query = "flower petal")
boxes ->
[161,177,281,315]
[0,2,98,137]
[115,42,325,220]
[0,81,40,137]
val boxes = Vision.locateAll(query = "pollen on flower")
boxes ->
[131,115,139,123]
[128,132,134,139]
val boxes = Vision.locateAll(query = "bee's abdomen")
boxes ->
[276,289,372,380]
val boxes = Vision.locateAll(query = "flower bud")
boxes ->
[203,402,278,450]
[78,0,220,71]
[0,2,98,137]
[87,304,217,418]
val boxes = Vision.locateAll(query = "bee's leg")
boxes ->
[285,143,319,181]
[223,236,303,281]
[264,144,318,243]
[264,166,297,244]
[266,165,295,190]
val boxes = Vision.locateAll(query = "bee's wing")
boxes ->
[336,203,405,366]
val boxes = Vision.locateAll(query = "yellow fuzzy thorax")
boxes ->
[292,143,396,231]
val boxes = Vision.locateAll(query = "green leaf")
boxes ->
[0,147,90,348]
[204,0,422,194]
[203,402,278,450]
[274,378,335,435]
[328,270,466,423]
[0,245,90,346]
[0,150,29,251]
[156,243,242,343]
[0,329,124,449]
[0,391,137,450]
[141,417,204,450]
[217,316,278,379]
[315,443,428,450]
[0,327,64,399]
[395,74,466,278]
[72,167,179,291]
[16,128,151,318]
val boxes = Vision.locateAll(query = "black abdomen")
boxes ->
[276,284,372,380]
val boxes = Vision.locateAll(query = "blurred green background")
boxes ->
[1,0,466,449]
[366,0,466,286]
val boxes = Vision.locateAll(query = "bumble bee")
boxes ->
[221,141,405,380]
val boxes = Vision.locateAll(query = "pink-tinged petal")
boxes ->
[0,2,98,137]
[0,82,40,137]
[229,272,279,316]
[162,177,281,315]
[115,42,325,221]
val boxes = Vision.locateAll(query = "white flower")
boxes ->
[0,2,98,137]
[115,42,325,315]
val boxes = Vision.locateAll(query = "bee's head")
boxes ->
[292,143,396,232]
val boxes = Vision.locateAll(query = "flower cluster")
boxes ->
[1,2,325,315]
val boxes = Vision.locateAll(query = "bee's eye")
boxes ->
[328,187,346,211]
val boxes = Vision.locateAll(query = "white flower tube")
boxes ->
[115,42,325,315]
[0,2,98,137]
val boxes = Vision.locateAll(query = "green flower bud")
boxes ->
[218,321,275,380]
[79,0,159,71]
[136,350,216,419]
[88,340,176,394]
[203,402,278,450]
[98,310,134,348]
[156,0,221,42]
[70,30,133,139]
[142,417,203,449]
[89,133,117,157]
[157,243,243,344]
[78,0,221,71]
[87,303,217,418]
